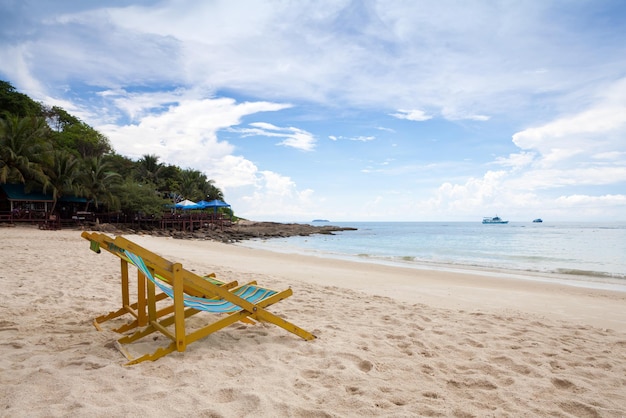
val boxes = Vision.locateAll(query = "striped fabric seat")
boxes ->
[124,250,277,313]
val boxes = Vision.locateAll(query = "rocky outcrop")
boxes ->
[92,220,357,243]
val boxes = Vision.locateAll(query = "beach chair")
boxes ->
[83,233,316,364]
[82,231,238,333]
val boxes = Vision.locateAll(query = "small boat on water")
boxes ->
[533,218,543,223]
[482,216,509,224]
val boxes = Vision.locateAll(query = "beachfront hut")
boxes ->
[0,183,88,222]
[0,183,53,214]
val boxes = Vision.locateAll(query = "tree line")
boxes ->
[0,80,226,218]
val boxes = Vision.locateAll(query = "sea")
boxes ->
[237,221,626,292]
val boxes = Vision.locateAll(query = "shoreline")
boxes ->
[237,237,626,294]
[2,226,626,416]
[125,233,625,333]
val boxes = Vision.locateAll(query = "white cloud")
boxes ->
[91,91,319,220]
[441,107,490,121]
[499,77,626,193]
[432,170,508,212]
[493,152,537,170]
[210,155,260,189]
[328,135,376,142]
[552,194,626,219]
[0,45,44,97]
[555,194,626,207]
[512,77,626,162]
[593,151,626,161]
[9,1,626,123]
[212,156,305,200]
[4,1,626,221]
[235,170,318,220]
[390,109,432,122]
[512,105,626,159]
[426,82,626,218]
[237,123,316,151]
[97,95,287,162]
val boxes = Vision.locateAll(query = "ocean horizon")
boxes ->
[238,221,626,292]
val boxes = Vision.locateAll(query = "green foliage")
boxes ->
[45,106,112,158]
[116,179,170,218]
[0,81,43,117]
[103,153,135,178]
[0,115,52,184]
[80,156,122,210]
[0,81,227,218]
[43,150,83,213]
[205,182,224,201]
[175,168,222,202]
[157,164,181,195]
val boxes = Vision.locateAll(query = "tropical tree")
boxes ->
[43,150,82,214]
[45,106,112,158]
[176,168,205,201]
[0,115,51,184]
[103,153,135,179]
[1,82,232,221]
[176,168,223,202]
[116,178,169,218]
[79,156,122,211]
[203,180,224,201]
[135,154,165,184]
[156,163,181,198]
[0,81,42,117]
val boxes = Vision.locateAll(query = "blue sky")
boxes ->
[1,0,626,222]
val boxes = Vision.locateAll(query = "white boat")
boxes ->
[482,216,508,224]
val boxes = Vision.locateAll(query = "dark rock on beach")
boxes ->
[92,220,357,243]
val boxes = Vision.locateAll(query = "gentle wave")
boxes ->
[555,269,626,280]
[239,221,626,290]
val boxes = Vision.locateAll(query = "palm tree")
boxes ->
[0,115,51,184]
[176,168,224,202]
[79,156,122,211]
[43,150,82,214]
[203,180,224,201]
[135,154,165,185]
[176,168,204,201]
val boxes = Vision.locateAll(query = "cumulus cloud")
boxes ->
[96,93,290,162]
[236,170,317,220]
[328,135,375,142]
[237,122,316,151]
[4,1,626,220]
[427,77,626,219]
[503,77,626,193]
[390,109,432,121]
[441,107,490,121]
[513,77,626,159]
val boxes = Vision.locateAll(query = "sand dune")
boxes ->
[1,226,625,417]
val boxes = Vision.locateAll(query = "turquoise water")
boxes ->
[238,222,626,290]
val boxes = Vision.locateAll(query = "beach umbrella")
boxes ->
[174,199,202,209]
[198,199,230,213]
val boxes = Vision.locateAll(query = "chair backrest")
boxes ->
[122,248,278,313]
[82,232,226,299]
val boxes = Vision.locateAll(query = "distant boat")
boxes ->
[482,216,508,224]
[533,218,543,223]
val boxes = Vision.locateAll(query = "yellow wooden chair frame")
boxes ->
[82,231,238,333]
[82,232,316,364]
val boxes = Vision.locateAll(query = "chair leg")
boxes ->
[116,341,178,366]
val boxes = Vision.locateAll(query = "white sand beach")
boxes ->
[1,226,625,417]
